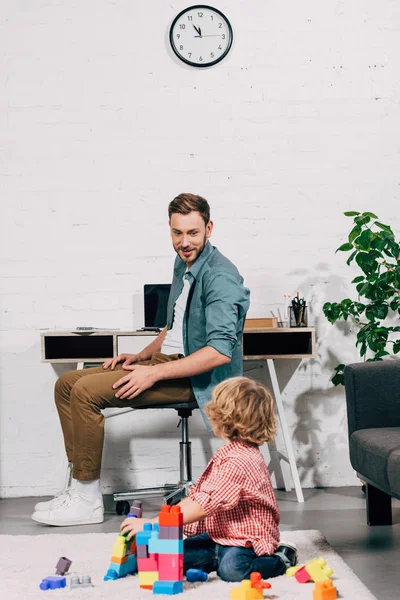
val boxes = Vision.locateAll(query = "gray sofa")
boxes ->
[344,360,400,525]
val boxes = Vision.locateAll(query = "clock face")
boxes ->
[169,5,233,68]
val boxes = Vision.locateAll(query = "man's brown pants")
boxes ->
[55,353,195,481]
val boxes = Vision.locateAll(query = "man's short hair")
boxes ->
[168,193,210,226]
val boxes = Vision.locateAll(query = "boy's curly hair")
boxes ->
[205,377,277,446]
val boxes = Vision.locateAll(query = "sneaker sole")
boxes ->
[31,514,104,526]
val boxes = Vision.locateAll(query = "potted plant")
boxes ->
[323,211,400,385]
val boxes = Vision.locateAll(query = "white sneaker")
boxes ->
[34,489,71,512]
[31,490,104,526]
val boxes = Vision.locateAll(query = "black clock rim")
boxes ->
[169,4,233,68]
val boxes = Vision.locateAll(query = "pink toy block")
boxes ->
[158,553,184,581]
[138,556,159,572]
[295,566,311,583]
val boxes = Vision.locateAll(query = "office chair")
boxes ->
[108,400,199,515]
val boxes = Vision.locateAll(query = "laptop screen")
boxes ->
[144,284,171,328]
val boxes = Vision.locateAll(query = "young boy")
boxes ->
[120,377,297,582]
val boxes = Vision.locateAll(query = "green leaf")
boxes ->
[355,215,371,226]
[375,221,392,232]
[331,372,345,386]
[365,303,389,321]
[336,242,354,253]
[346,250,358,266]
[394,340,400,354]
[356,229,373,251]
[344,211,360,216]
[362,212,378,219]
[352,276,365,283]
[348,226,362,243]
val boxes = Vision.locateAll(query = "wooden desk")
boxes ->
[41,327,315,503]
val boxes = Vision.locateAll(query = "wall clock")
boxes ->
[169,5,233,68]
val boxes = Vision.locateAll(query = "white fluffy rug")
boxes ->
[0,530,377,599]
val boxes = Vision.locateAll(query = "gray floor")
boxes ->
[1,487,399,600]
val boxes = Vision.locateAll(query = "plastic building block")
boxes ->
[159,525,184,539]
[159,554,184,581]
[313,579,338,600]
[138,556,159,571]
[39,576,66,590]
[230,580,263,600]
[128,500,143,518]
[159,505,184,527]
[287,557,333,584]
[70,575,94,589]
[137,545,149,558]
[104,533,137,581]
[186,568,208,582]
[249,572,271,589]
[139,571,159,586]
[148,534,184,555]
[153,580,184,595]
[137,523,158,545]
[55,556,71,575]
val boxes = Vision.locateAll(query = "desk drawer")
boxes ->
[117,335,158,355]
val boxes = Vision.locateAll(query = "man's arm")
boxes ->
[137,327,167,361]
[151,346,230,380]
[114,345,229,399]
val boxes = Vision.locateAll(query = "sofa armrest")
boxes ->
[344,361,400,437]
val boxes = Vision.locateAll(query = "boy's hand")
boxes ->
[120,517,152,540]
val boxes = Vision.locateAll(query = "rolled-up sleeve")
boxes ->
[204,271,250,359]
[188,459,246,517]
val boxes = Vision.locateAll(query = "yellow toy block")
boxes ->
[138,571,159,586]
[306,558,333,582]
[313,579,338,600]
[287,557,333,583]
[112,536,127,558]
[230,580,263,600]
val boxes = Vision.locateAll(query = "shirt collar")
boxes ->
[174,241,214,279]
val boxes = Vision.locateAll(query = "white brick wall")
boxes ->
[1,0,399,497]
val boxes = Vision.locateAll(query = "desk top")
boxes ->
[41,328,316,362]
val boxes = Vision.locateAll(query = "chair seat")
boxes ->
[134,401,199,411]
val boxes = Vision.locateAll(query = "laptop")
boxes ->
[143,284,171,329]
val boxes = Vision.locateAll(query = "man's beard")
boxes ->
[175,235,208,263]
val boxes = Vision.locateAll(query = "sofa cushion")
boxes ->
[349,428,400,492]
[388,448,400,496]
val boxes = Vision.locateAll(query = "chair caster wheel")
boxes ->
[116,500,131,516]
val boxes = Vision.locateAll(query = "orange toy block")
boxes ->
[110,555,128,565]
[313,579,338,600]
[159,504,184,527]
[230,580,263,600]
[250,572,271,589]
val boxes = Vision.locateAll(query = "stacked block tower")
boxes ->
[137,505,184,595]
[104,500,143,581]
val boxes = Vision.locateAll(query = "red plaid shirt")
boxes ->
[184,440,280,556]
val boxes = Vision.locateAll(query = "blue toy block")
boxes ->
[136,523,158,545]
[186,568,208,582]
[148,535,184,555]
[153,580,184,595]
[40,576,66,590]
[104,555,137,581]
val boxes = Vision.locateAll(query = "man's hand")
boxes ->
[120,517,154,541]
[102,353,140,370]
[113,365,159,399]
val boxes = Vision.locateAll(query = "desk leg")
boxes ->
[267,359,304,503]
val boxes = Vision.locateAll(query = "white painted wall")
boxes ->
[1,0,399,497]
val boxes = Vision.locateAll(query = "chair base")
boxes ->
[113,480,193,512]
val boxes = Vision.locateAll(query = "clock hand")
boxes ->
[199,26,202,37]
[194,34,221,37]
[192,24,201,35]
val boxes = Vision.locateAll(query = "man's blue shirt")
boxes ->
[166,242,250,429]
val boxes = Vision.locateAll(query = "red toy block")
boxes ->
[158,553,184,581]
[250,572,271,589]
[159,505,183,527]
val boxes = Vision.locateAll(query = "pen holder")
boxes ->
[289,304,308,327]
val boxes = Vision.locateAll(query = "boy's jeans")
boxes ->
[184,533,286,582]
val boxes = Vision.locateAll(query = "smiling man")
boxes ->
[31,193,250,527]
